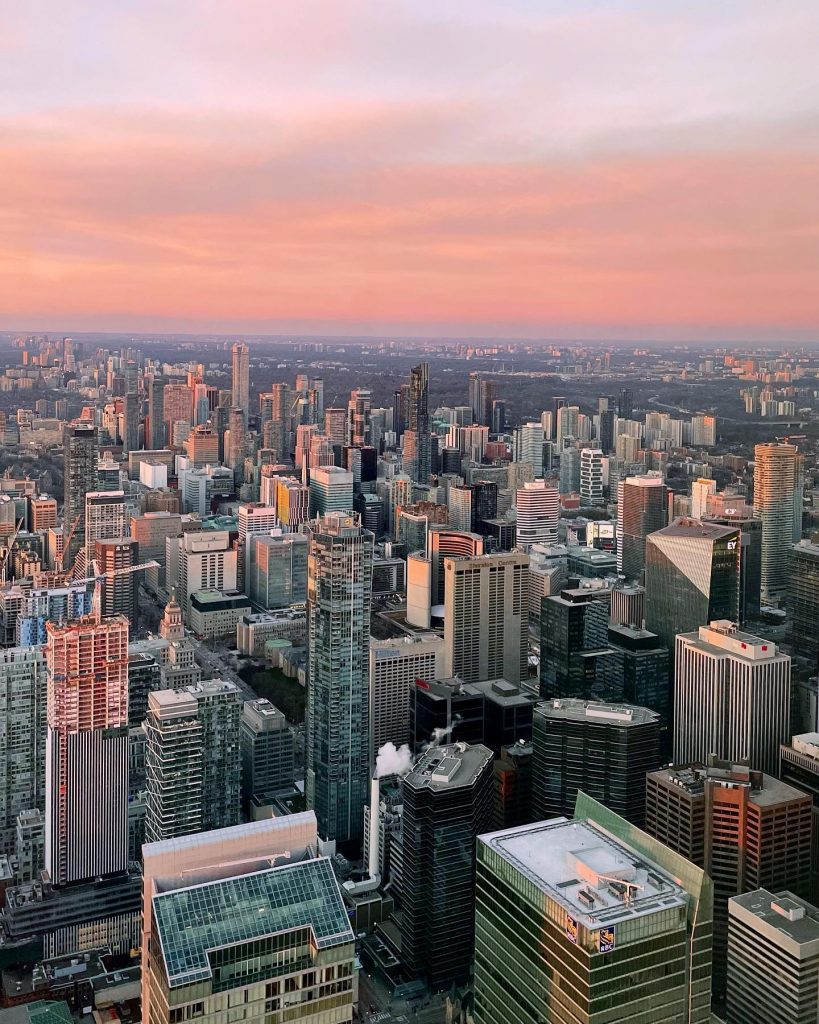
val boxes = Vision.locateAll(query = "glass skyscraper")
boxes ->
[305,512,373,846]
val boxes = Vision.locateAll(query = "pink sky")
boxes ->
[1,1,818,340]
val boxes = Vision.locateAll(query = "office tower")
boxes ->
[448,480,497,533]
[84,489,127,560]
[140,812,320,1024]
[579,447,606,505]
[347,387,371,445]
[130,511,182,590]
[727,890,819,1024]
[247,531,308,609]
[645,761,811,1000]
[617,387,634,419]
[512,421,545,476]
[789,540,819,664]
[29,494,58,532]
[226,407,246,480]
[237,501,278,548]
[703,499,762,623]
[230,341,249,415]
[63,421,99,565]
[691,477,717,518]
[515,478,559,549]
[272,475,309,526]
[183,424,219,467]
[147,375,165,448]
[558,444,580,494]
[171,531,238,615]
[474,795,713,1024]
[123,390,140,454]
[492,740,532,829]
[405,362,431,483]
[532,698,660,825]
[144,689,204,843]
[162,382,194,442]
[645,518,741,653]
[443,551,529,684]
[95,537,139,619]
[0,647,46,854]
[45,613,129,885]
[240,698,295,809]
[401,742,494,990]
[369,634,447,759]
[539,586,610,700]
[754,442,804,604]
[603,622,672,725]
[306,512,373,845]
[674,621,790,776]
[308,464,353,516]
[144,856,354,1024]
[323,405,347,447]
[468,373,496,427]
[181,463,234,514]
[616,473,668,579]
[597,407,615,453]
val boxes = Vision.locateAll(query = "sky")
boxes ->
[1,0,818,341]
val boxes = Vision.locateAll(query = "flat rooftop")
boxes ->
[403,742,493,792]
[481,818,687,930]
[650,764,808,808]
[731,889,819,953]
[537,698,660,728]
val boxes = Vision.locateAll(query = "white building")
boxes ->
[515,479,559,549]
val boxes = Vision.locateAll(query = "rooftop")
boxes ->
[653,517,738,541]
[537,699,660,728]
[650,763,808,808]
[481,817,687,930]
[403,742,493,792]
[731,890,819,955]
[152,858,353,988]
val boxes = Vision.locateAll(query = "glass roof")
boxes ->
[153,858,353,988]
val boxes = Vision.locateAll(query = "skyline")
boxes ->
[2,1,818,341]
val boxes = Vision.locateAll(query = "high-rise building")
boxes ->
[602,622,672,727]
[162,382,194,443]
[225,407,246,480]
[0,647,46,854]
[474,795,713,1024]
[183,424,219,467]
[539,585,610,700]
[95,537,139,620]
[147,375,166,449]
[703,499,762,624]
[306,513,373,845]
[512,422,545,477]
[230,341,250,415]
[616,473,668,580]
[144,857,355,1024]
[63,421,99,565]
[308,464,354,517]
[170,531,238,616]
[29,494,58,533]
[347,387,371,445]
[443,551,529,684]
[645,761,812,1000]
[239,698,294,810]
[84,489,127,560]
[468,373,496,427]
[369,634,447,760]
[691,477,717,518]
[674,621,790,776]
[754,442,804,605]
[515,479,559,549]
[617,387,634,419]
[273,475,310,526]
[532,698,660,826]
[789,540,819,664]
[247,531,308,609]
[144,688,204,843]
[579,448,607,505]
[401,742,494,990]
[727,889,819,1024]
[645,518,741,654]
[406,362,431,483]
[45,613,130,885]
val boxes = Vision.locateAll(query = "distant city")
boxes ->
[0,334,816,1024]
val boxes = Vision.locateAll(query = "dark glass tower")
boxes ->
[407,362,430,483]
[62,421,99,567]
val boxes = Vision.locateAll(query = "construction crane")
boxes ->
[70,559,161,620]
[0,517,25,585]
[56,515,81,575]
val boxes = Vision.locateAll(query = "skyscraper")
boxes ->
[532,698,660,826]
[84,489,127,559]
[308,464,354,517]
[754,442,804,605]
[306,512,373,845]
[230,341,249,416]
[406,362,431,483]
[147,374,165,448]
[63,421,99,566]
[0,647,46,854]
[226,406,246,481]
[616,473,668,580]
[45,612,130,885]
[539,585,610,700]
[443,551,529,684]
[645,518,741,654]
[789,540,819,665]
[579,447,607,505]
[515,479,559,549]
[400,742,494,991]
[144,689,204,843]
[474,795,713,1024]
[673,621,790,776]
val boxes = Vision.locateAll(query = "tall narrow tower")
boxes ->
[406,362,430,484]
[231,342,250,419]
[45,613,130,885]
[753,442,803,605]
[63,421,99,567]
[306,512,373,845]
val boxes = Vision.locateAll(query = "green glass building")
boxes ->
[473,793,713,1024]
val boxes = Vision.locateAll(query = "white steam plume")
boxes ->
[375,742,414,779]
[426,723,454,749]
